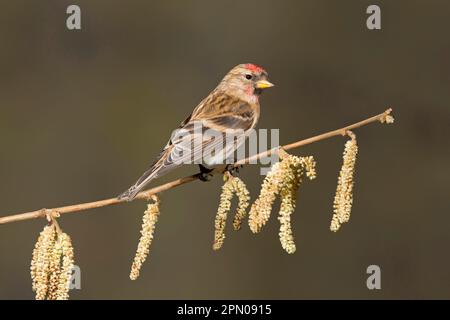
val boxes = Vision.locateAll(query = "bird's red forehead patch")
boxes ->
[245,63,265,73]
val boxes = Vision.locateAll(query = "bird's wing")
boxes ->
[190,91,258,128]
[167,95,258,166]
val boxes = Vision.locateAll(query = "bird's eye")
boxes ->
[245,74,253,80]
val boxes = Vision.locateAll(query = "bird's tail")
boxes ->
[117,159,164,201]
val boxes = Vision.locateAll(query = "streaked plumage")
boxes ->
[118,63,274,201]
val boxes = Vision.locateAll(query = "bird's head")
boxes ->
[217,63,274,102]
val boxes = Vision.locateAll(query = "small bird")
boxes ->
[118,63,274,201]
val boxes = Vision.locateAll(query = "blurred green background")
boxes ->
[1,0,449,299]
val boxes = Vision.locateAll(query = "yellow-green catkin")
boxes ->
[248,160,287,234]
[213,175,250,250]
[130,195,160,280]
[31,225,56,300]
[248,152,316,237]
[30,222,75,300]
[46,238,62,300]
[56,233,75,300]
[278,166,302,254]
[278,156,316,254]
[330,132,358,232]
[231,177,251,231]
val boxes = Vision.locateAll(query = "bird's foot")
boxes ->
[225,164,242,178]
[198,164,214,182]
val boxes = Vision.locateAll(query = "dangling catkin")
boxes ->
[213,174,250,250]
[130,195,160,280]
[278,166,302,254]
[330,132,358,232]
[30,221,75,300]
[248,152,316,236]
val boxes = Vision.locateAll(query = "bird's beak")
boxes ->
[255,80,274,89]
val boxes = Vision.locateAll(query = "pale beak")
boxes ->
[255,80,274,89]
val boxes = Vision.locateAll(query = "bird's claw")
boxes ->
[225,164,242,177]
[198,172,213,182]
[198,164,214,182]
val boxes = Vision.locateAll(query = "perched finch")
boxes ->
[118,63,274,201]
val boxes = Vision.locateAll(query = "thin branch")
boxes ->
[0,108,393,225]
